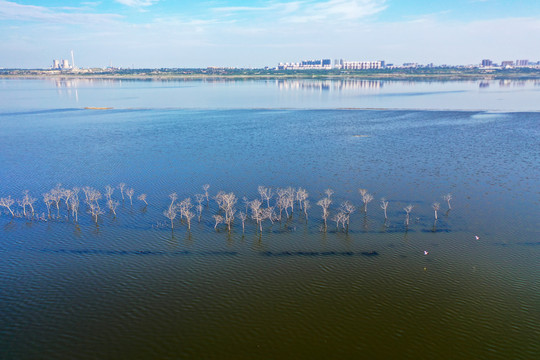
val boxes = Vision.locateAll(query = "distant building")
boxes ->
[501,61,514,68]
[402,63,418,68]
[277,59,332,70]
[516,59,529,67]
[481,59,493,67]
[52,59,60,69]
[61,59,70,69]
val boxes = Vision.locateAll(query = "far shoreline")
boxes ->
[2,68,540,81]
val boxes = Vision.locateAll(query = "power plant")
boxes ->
[52,50,76,70]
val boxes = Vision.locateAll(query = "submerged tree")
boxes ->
[380,198,389,220]
[118,183,126,201]
[126,188,135,205]
[0,196,15,217]
[238,212,247,233]
[202,184,210,204]
[107,199,120,217]
[362,193,374,213]
[104,185,114,201]
[163,204,177,229]
[169,192,178,208]
[340,200,356,230]
[404,204,413,227]
[443,193,452,210]
[432,202,440,220]
[258,186,273,208]
[317,197,332,231]
[185,209,195,230]
[22,190,36,217]
[69,196,80,222]
[213,214,224,230]
[137,193,148,206]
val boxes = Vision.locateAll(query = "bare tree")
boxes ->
[213,214,224,230]
[88,202,104,224]
[258,186,273,208]
[21,190,36,217]
[325,188,334,199]
[404,205,413,227]
[296,188,308,210]
[163,204,177,229]
[0,196,15,217]
[43,193,53,218]
[194,194,204,222]
[177,198,193,222]
[216,191,237,231]
[137,193,148,205]
[50,185,63,215]
[317,197,332,231]
[340,200,356,230]
[169,192,178,208]
[380,198,389,220]
[118,183,126,200]
[104,185,114,201]
[202,184,210,204]
[361,192,374,213]
[126,188,134,205]
[238,212,247,233]
[250,199,263,232]
[432,202,440,220]
[107,199,120,217]
[17,197,27,217]
[185,210,195,230]
[303,199,310,220]
[443,193,452,210]
[69,196,79,222]
[333,211,347,231]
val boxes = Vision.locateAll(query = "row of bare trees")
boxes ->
[0,183,453,232]
[0,183,147,224]
[161,185,453,233]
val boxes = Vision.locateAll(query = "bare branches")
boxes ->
[104,185,114,201]
[118,183,126,200]
[202,184,210,204]
[443,193,452,210]
[360,190,374,213]
[404,205,413,227]
[432,202,440,220]
[216,191,237,231]
[213,214,224,229]
[238,212,247,233]
[380,198,389,220]
[107,199,120,217]
[317,197,332,231]
[137,193,148,205]
[0,196,15,217]
[126,188,134,205]
[163,205,177,229]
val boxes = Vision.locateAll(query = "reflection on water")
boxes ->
[1,78,539,111]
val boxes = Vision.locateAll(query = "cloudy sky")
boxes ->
[1,0,540,68]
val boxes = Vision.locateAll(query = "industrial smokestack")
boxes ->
[71,50,75,69]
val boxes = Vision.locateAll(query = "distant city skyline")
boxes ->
[1,0,540,69]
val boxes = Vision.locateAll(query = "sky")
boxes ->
[1,0,540,68]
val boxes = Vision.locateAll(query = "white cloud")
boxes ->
[114,0,159,7]
[0,0,122,24]
[212,0,386,23]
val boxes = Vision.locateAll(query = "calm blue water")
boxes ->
[0,79,538,359]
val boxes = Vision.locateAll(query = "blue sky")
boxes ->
[1,0,540,68]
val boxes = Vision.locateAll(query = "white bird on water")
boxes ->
[475,235,480,240]
[424,250,429,255]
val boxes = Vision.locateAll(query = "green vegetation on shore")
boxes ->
[2,67,540,81]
